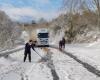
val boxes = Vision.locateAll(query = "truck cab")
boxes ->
[37,29,49,47]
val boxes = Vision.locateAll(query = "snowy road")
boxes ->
[51,49,100,80]
[0,45,100,80]
[0,48,53,80]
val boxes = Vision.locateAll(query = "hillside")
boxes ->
[49,12,100,43]
[0,11,21,49]
[20,12,100,44]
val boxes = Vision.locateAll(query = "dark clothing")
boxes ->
[24,53,31,62]
[62,38,65,45]
[24,43,32,54]
[59,38,66,51]
[24,43,35,62]
[62,38,66,48]
[59,40,62,50]
[31,43,36,50]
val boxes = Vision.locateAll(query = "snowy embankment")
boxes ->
[65,40,100,71]
[0,45,24,57]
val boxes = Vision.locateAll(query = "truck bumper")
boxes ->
[36,45,49,47]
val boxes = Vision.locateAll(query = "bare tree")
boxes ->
[0,11,21,49]
[80,0,100,27]
[62,0,82,43]
[93,0,100,27]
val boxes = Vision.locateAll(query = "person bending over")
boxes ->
[24,40,35,62]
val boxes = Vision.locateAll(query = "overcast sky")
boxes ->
[0,0,63,22]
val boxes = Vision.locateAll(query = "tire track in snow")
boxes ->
[45,51,59,80]
[62,50,100,77]
[51,49,100,80]
[50,45,100,77]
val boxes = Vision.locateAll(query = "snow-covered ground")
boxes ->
[0,39,100,80]
[65,41,100,71]
[51,49,100,80]
[0,48,53,80]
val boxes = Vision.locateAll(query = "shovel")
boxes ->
[33,49,48,62]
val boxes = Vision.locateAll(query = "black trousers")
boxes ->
[62,43,65,49]
[24,53,31,62]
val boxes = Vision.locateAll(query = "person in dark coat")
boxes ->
[24,40,35,62]
[59,40,62,51]
[62,37,66,49]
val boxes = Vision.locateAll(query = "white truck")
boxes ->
[37,29,49,47]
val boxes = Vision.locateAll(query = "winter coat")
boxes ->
[62,38,66,45]
[59,40,62,47]
[24,43,35,54]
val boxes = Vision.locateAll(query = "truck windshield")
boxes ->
[38,33,48,38]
